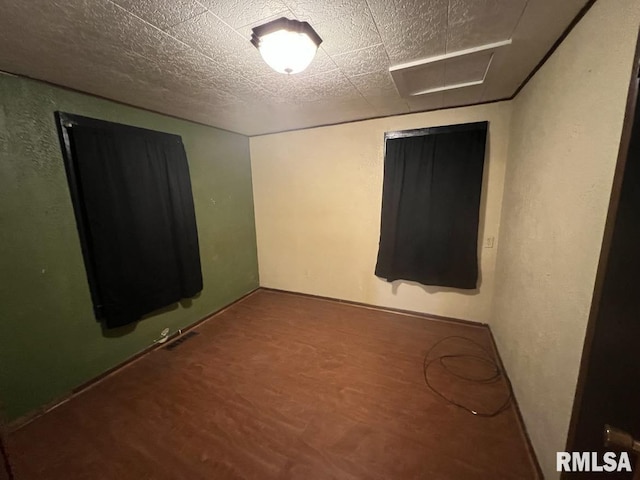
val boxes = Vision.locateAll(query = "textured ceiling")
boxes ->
[0,0,588,135]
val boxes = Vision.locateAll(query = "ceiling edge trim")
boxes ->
[0,69,249,138]
[0,68,509,138]
[2,0,596,140]
[510,0,598,99]
[248,97,513,137]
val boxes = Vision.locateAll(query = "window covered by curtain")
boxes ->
[375,121,488,289]
[58,113,203,328]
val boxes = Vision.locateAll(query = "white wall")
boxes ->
[491,1,640,477]
[250,103,511,323]
[250,3,640,475]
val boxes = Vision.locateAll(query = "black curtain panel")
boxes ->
[58,113,202,328]
[375,122,488,289]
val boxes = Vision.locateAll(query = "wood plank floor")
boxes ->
[6,290,539,479]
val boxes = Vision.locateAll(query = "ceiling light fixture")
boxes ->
[251,17,322,75]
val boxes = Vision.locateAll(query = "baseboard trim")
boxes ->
[486,328,544,479]
[262,286,542,476]
[10,284,543,479]
[8,287,260,432]
[259,286,488,328]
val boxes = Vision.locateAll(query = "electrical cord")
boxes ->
[423,335,513,417]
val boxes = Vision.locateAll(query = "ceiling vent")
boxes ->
[390,39,512,98]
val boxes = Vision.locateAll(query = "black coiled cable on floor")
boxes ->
[422,336,513,417]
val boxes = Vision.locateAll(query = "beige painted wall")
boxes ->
[250,102,511,323]
[491,1,640,477]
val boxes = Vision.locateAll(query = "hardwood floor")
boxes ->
[6,290,539,479]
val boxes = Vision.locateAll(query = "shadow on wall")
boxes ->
[100,293,200,338]
[389,276,481,297]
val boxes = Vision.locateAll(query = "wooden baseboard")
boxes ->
[258,286,488,328]
[261,286,543,477]
[10,284,541,479]
[486,328,544,479]
[8,287,544,479]
[8,288,260,432]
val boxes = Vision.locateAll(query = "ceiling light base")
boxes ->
[251,17,323,75]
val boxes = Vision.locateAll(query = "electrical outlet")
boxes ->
[484,236,495,248]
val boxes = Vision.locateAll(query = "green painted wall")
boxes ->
[0,73,259,421]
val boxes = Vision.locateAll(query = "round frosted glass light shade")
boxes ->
[258,30,318,74]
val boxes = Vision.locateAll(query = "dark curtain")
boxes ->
[375,122,488,289]
[67,120,202,328]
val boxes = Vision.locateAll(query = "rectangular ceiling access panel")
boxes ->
[390,39,511,97]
